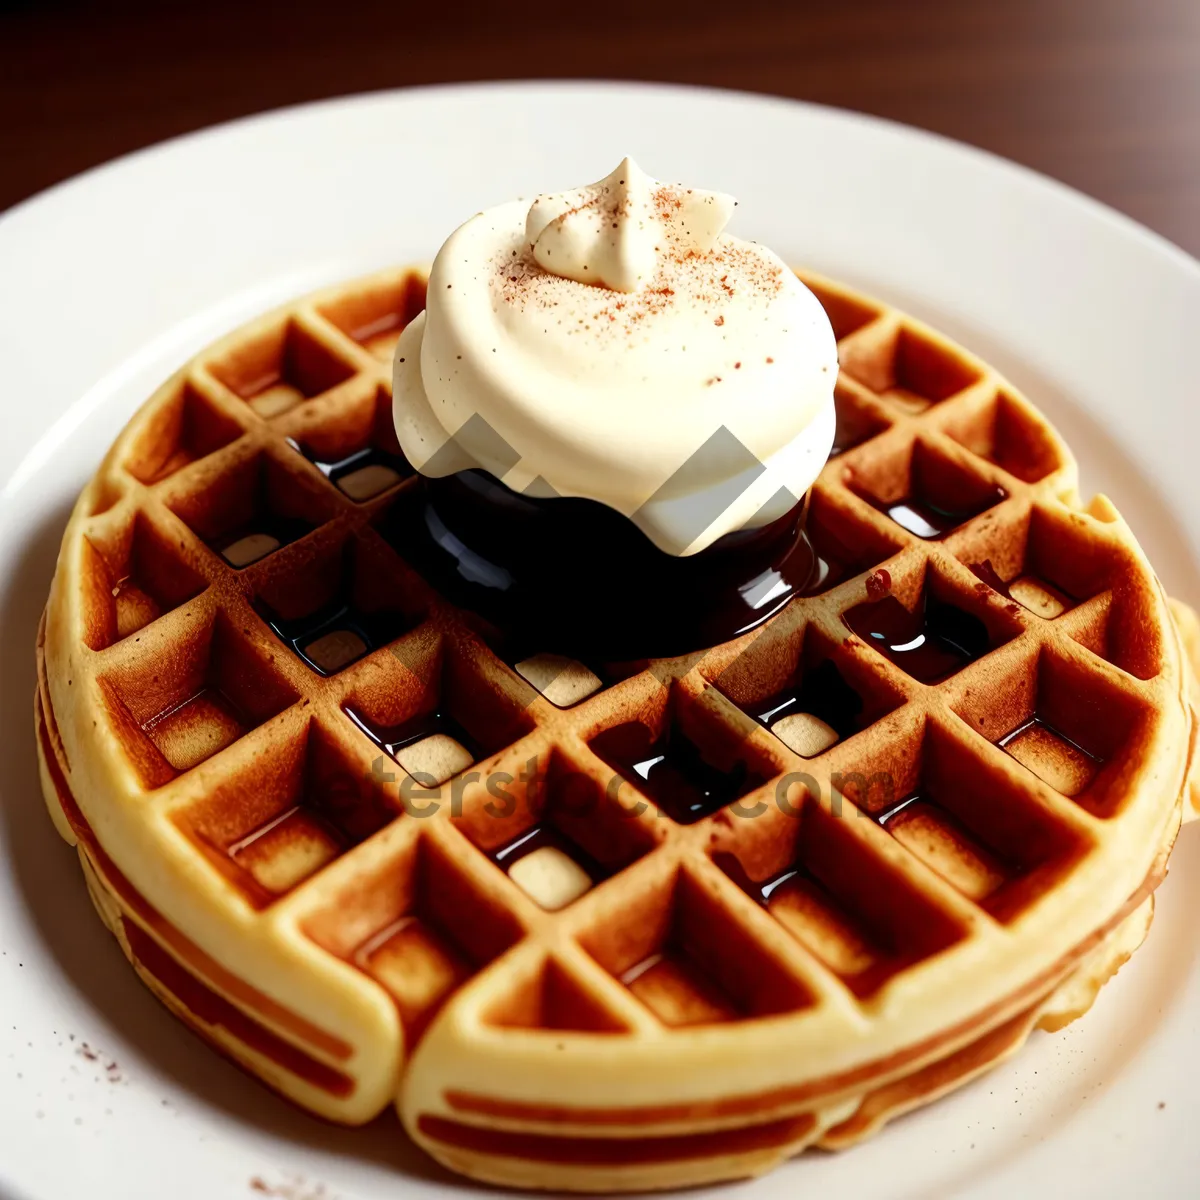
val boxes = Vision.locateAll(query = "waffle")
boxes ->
[35,266,1200,1193]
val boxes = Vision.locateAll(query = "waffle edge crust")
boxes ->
[35,267,1200,1193]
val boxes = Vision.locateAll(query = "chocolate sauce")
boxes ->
[804,522,881,596]
[257,590,408,677]
[591,722,764,825]
[873,491,1005,540]
[380,470,823,660]
[287,437,413,502]
[752,659,864,739]
[843,594,991,683]
[345,707,485,764]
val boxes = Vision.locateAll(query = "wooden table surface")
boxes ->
[2,0,1198,256]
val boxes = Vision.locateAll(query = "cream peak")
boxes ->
[524,156,736,293]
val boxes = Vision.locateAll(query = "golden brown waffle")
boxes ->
[35,267,1200,1193]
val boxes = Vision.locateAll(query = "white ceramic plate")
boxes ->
[1,82,1198,1200]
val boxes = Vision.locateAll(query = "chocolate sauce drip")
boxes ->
[591,722,764,825]
[752,658,864,739]
[874,490,1005,540]
[256,591,407,677]
[843,594,991,684]
[288,437,413,496]
[345,707,484,763]
[804,526,875,596]
[380,470,822,660]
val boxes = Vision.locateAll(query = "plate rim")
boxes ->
[2,78,1197,278]
[1,79,1198,1200]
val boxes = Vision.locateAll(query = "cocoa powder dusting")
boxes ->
[247,1176,334,1199]
[498,180,783,340]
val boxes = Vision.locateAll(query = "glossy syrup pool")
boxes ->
[879,492,1004,539]
[590,721,766,825]
[751,658,865,739]
[258,591,408,677]
[382,470,830,661]
[288,436,413,504]
[345,707,486,788]
[843,593,992,684]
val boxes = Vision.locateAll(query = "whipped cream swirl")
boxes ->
[393,157,836,555]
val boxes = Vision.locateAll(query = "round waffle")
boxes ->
[35,267,1200,1192]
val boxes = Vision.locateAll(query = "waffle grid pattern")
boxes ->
[38,268,1194,1192]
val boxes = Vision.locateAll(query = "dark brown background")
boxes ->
[2,0,1198,255]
